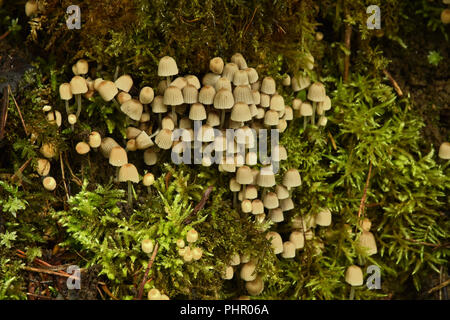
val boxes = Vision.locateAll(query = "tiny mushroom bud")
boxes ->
[186,228,199,243]
[141,239,154,254]
[76,142,90,155]
[43,176,57,191]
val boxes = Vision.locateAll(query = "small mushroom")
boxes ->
[118,163,139,208]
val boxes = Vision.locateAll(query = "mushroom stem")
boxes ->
[75,94,82,118]
[220,110,226,128]
[158,113,162,128]
[303,117,307,131]
[233,192,237,209]
[349,287,355,300]
[65,100,70,115]
[128,181,133,209]
[115,167,120,183]
[147,186,152,195]
[114,66,120,81]
[242,185,247,200]
[311,102,316,126]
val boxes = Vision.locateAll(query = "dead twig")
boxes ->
[427,279,450,295]
[0,30,11,41]
[26,292,53,300]
[357,161,373,218]
[383,69,403,97]
[184,185,213,224]
[64,151,83,186]
[8,85,28,136]
[137,242,159,300]
[242,6,258,38]
[20,266,80,281]
[100,283,119,300]
[10,158,32,183]
[0,87,8,140]
[327,131,337,150]
[60,152,70,201]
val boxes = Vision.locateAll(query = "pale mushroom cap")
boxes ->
[202,73,221,87]
[261,77,276,95]
[268,208,284,223]
[198,85,216,105]
[143,173,155,186]
[316,208,332,226]
[233,70,249,86]
[257,166,276,187]
[126,127,142,140]
[141,239,154,254]
[244,185,258,199]
[114,74,133,93]
[163,86,184,106]
[264,110,279,126]
[231,103,252,122]
[121,99,143,121]
[292,98,302,110]
[345,265,364,286]
[192,247,203,260]
[36,158,51,176]
[185,75,201,89]
[284,106,294,121]
[251,199,264,215]
[197,124,215,142]
[25,1,39,17]
[40,142,57,159]
[241,199,253,213]
[266,231,283,254]
[272,145,287,162]
[75,59,89,75]
[207,111,220,127]
[307,82,326,102]
[70,76,88,95]
[233,85,254,105]
[117,92,132,105]
[170,76,187,90]
[245,276,264,296]
[283,169,301,188]
[318,116,328,127]
[93,78,104,91]
[109,146,128,167]
[210,57,224,74]
[158,56,178,77]
[151,95,168,113]
[222,266,234,280]
[186,228,199,243]
[189,103,206,121]
[230,253,241,266]
[215,77,232,91]
[126,139,137,151]
[97,80,119,102]
[263,192,279,209]
[360,218,372,232]
[140,112,151,122]
[143,149,158,165]
[118,163,139,183]
[260,93,270,108]
[59,83,73,100]
[213,88,234,110]
[43,176,57,191]
[229,178,241,192]
[270,94,285,112]
[251,90,261,105]
[135,131,154,150]
[438,142,450,159]
[139,87,155,104]
[76,142,91,155]
[183,84,198,104]
[245,68,259,84]
[231,53,248,70]
[240,260,257,281]
[147,288,161,300]
[319,96,332,111]
[290,231,305,249]
[300,103,313,116]
[222,62,239,82]
[155,129,173,150]
[358,231,377,256]
[282,74,291,86]
[281,241,296,258]
[99,137,119,158]
[236,166,253,185]
[280,198,294,211]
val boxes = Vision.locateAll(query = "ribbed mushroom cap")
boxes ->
[189,103,206,121]
[263,192,279,209]
[43,176,57,191]
[280,198,294,211]
[268,208,284,223]
[221,266,234,280]
[180,128,194,142]
[315,208,332,226]
[100,137,119,158]
[139,87,154,104]
[70,76,88,95]
[257,166,276,187]
[251,199,264,215]
[261,77,276,95]
[275,185,289,200]
[177,118,190,130]
[243,185,257,199]
[143,149,158,165]
[184,75,201,89]
[151,96,167,113]
[117,92,132,105]
[233,85,254,104]
[214,135,227,152]
[358,231,377,256]
[215,77,232,91]
[290,231,305,249]
[269,94,285,112]
[170,76,187,90]
[283,169,301,188]
[140,112,151,123]
[345,265,364,286]
[259,93,270,108]
[300,103,313,116]
[210,57,224,74]
[76,142,90,155]
[158,56,178,77]
[236,166,253,185]
[156,79,169,95]
[59,83,73,100]
[118,163,139,183]
[202,73,221,87]
[40,142,57,159]
[296,75,311,91]
[231,53,248,70]
[97,80,118,102]
[264,110,279,126]
[121,99,143,121]
[155,129,173,150]
[250,90,260,105]
[196,125,215,142]
[319,95,331,112]
[109,146,128,167]
[281,241,296,259]
[135,131,154,150]
[115,75,133,92]
[213,89,234,110]
[282,74,291,86]
[284,106,294,121]
[360,218,372,232]
[438,142,450,159]
[231,103,252,122]
[229,178,241,192]
[220,156,236,173]
[307,82,326,102]
[125,127,141,140]
[272,145,287,162]
[198,85,216,105]
[241,199,252,213]
[163,86,184,106]
[266,231,283,254]
[222,63,239,82]
[256,108,265,120]
[240,260,257,281]
[246,276,264,296]
[206,111,220,127]
[182,84,198,104]
[245,68,259,84]
[233,70,249,86]
[36,158,51,176]
[246,152,257,166]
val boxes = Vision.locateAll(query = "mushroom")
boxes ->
[268,208,284,223]
[109,146,128,181]
[221,266,234,280]
[210,57,224,74]
[229,177,241,208]
[148,288,161,300]
[438,142,450,159]
[231,53,248,70]
[289,231,305,250]
[186,228,199,243]
[222,63,239,82]
[345,265,364,300]
[307,82,326,125]
[192,247,203,260]
[59,83,73,115]
[88,131,101,151]
[115,75,133,93]
[158,56,178,94]
[315,208,332,226]
[281,241,296,259]
[141,239,154,255]
[263,192,279,210]
[75,142,90,155]
[265,231,283,254]
[245,275,264,296]
[69,76,88,118]
[143,172,155,194]
[36,158,51,177]
[118,163,139,208]
[240,260,257,281]
[43,176,57,191]
[358,231,377,256]
[163,86,183,124]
